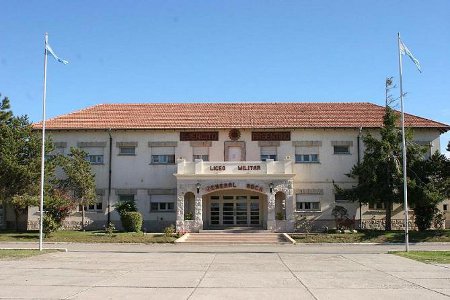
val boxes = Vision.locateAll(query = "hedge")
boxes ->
[121,211,143,232]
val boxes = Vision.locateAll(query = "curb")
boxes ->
[0,247,68,252]
[283,233,297,245]
[174,233,190,243]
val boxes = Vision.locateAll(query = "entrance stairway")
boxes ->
[178,228,293,244]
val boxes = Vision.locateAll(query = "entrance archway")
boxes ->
[275,191,286,220]
[184,192,195,220]
[202,189,267,229]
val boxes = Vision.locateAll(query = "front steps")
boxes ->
[177,231,292,244]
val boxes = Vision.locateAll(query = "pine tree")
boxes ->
[0,95,55,230]
[336,78,423,230]
[409,152,450,230]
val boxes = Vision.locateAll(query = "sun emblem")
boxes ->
[228,129,241,141]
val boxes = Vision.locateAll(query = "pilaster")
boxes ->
[267,192,276,230]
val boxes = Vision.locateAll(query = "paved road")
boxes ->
[1,241,449,253]
[0,243,449,299]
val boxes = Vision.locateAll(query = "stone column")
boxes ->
[285,193,295,232]
[267,192,276,231]
[194,193,203,231]
[176,192,185,233]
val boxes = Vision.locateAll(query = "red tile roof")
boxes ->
[34,102,449,131]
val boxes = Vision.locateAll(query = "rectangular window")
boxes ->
[296,201,320,211]
[45,146,66,160]
[119,194,135,202]
[296,194,321,211]
[295,145,319,163]
[335,191,350,203]
[87,200,103,211]
[150,201,174,211]
[261,154,277,161]
[151,155,175,164]
[119,146,136,156]
[368,202,385,210]
[193,147,209,161]
[151,146,175,164]
[150,195,175,212]
[260,146,277,161]
[87,197,103,211]
[87,202,103,211]
[81,194,103,212]
[333,145,350,154]
[81,146,105,165]
[193,154,209,161]
[87,155,104,164]
[443,204,448,211]
[295,154,319,163]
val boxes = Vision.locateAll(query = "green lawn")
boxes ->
[0,249,57,260]
[0,230,177,244]
[391,251,450,264]
[291,230,450,243]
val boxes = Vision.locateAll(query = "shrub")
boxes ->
[164,224,175,237]
[433,211,446,230]
[43,215,60,237]
[115,200,138,231]
[276,212,284,220]
[184,212,193,220]
[414,205,437,231]
[115,200,137,216]
[121,211,143,232]
[105,222,116,236]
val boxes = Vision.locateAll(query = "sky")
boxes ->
[1,0,449,154]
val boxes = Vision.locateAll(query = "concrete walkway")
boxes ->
[0,243,449,299]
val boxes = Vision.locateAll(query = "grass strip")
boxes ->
[0,230,177,244]
[291,230,450,243]
[390,251,450,264]
[0,249,57,260]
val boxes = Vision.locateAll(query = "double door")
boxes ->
[210,195,260,227]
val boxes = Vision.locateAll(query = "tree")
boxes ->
[409,152,450,230]
[0,95,55,231]
[0,95,13,122]
[55,147,96,230]
[336,79,424,230]
[43,188,77,236]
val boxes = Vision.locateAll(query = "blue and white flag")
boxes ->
[45,42,68,65]
[400,40,421,73]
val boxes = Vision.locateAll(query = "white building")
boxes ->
[16,102,449,232]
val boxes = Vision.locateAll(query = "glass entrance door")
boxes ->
[210,202,220,225]
[235,201,248,225]
[250,201,260,225]
[209,195,260,227]
[222,202,234,225]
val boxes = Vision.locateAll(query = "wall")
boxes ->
[23,127,443,232]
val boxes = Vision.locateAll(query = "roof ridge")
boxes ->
[93,101,376,106]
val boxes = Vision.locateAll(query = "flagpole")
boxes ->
[398,32,409,252]
[39,33,48,251]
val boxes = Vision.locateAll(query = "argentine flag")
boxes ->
[45,42,68,65]
[400,40,421,73]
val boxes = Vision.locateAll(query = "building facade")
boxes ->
[6,102,448,232]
